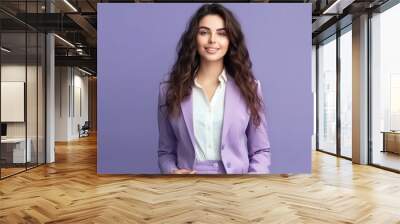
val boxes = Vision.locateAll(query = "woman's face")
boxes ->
[196,14,229,63]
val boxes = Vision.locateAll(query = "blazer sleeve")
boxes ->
[158,83,179,174]
[245,80,271,174]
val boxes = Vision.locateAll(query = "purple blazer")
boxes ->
[158,75,271,174]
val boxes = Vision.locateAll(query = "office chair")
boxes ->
[79,121,90,138]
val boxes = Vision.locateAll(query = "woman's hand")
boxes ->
[171,169,196,174]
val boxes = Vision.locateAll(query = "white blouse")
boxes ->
[192,69,227,161]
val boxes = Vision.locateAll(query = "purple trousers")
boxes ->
[192,160,226,174]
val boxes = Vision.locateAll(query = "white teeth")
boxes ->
[205,48,218,53]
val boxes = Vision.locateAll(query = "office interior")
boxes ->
[0,0,399,222]
[314,0,400,172]
[0,0,97,179]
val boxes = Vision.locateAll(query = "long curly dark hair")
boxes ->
[165,3,263,127]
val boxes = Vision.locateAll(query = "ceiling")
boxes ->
[0,0,393,75]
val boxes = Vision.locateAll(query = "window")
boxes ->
[317,35,337,154]
[340,27,352,158]
[371,2,400,171]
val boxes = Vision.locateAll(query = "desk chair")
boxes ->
[78,121,90,138]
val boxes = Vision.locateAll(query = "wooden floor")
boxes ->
[373,150,400,171]
[0,167,26,178]
[1,134,400,223]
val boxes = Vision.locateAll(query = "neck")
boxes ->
[196,59,224,84]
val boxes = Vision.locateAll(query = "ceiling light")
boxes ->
[54,34,75,48]
[63,0,78,12]
[322,0,355,15]
[1,47,11,53]
[78,67,92,76]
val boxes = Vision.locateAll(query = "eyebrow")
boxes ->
[198,26,226,31]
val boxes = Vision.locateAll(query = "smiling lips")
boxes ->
[205,47,219,54]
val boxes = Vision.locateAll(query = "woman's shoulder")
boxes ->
[159,74,171,93]
[159,80,169,88]
[254,79,262,93]
[159,81,169,98]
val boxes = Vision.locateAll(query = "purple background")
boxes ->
[98,3,312,174]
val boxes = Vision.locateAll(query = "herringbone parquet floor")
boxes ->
[1,134,400,224]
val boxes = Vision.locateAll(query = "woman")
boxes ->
[158,3,270,174]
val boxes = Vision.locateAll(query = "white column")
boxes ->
[46,1,55,163]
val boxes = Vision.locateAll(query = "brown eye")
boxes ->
[199,30,208,35]
[218,31,227,36]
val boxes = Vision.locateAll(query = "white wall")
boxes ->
[55,66,69,141]
[55,66,89,141]
[72,73,89,138]
[1,64,40,138]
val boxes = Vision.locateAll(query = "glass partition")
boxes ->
[1,31,28,177]
[38,32,45,165]
[27,30,38,169]
[317,35,337,154]
[0,1,46,179]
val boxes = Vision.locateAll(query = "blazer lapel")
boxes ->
[221,76,234,145]
[180,92,196,149]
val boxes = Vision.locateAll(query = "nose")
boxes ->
[209,32,216,43]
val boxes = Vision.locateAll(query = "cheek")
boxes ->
[221,37,229,46]
[221,40,229,52]
[196,36,207,47]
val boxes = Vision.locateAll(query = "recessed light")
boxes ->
[63,0,78,12]
[54,34,75,48]
[1,47,11,53]
[78,67,92,76]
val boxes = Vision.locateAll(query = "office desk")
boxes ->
[1,138,32,163]
[382,131,400,154]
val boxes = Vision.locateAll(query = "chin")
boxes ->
[201,55,224,62]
